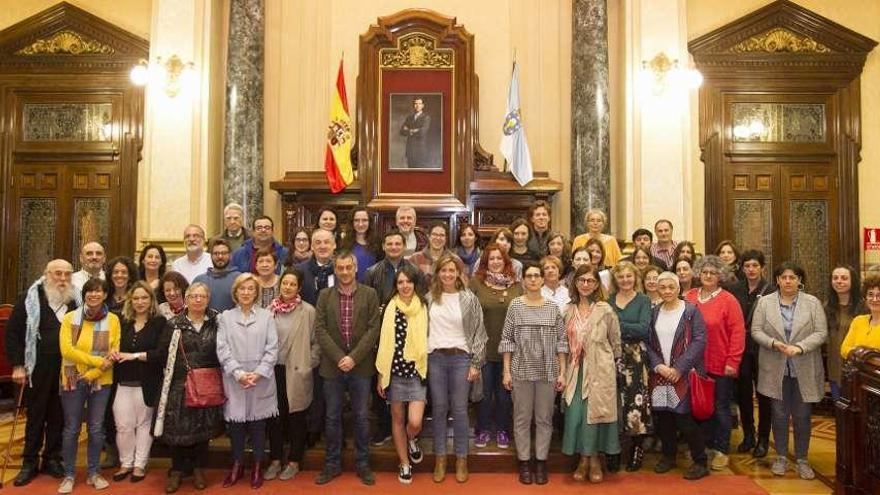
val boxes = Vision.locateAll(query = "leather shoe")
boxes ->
[433,455,446,483]
[222,460,244,487]
[455,456,468,483]
[193,468,207,490]
[518,460,533,485]
[315,466,342,485]
[588,455,604,483]
[251,463,264,489]
[654,456,677,474]
[13,465,38,487]
[356,465,376,486]
[165,471,182,494]
[572,456,588,482]
[737,435,756,453]
[752,439,769,458]
[43,459,66,479]
[534,459,548,485]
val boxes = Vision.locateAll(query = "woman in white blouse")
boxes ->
[426,254,487,483]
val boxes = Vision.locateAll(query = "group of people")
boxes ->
[5,200,880,492]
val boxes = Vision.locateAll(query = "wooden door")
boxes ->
[689,1,876,289]
[0,3,147,300]
[725,160,838,300]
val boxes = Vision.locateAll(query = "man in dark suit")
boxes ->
[399,97,432,168]
[5,260,78,485]
[314,251,381,486]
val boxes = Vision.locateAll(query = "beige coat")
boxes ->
[751,292,827,403]
[563,302,622,424]
[275,303,320,412]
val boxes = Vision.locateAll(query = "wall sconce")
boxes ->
[130,55,196,97]
[641,52,703,95]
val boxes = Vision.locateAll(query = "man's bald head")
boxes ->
[79,242,105,275]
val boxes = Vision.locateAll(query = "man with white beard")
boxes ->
[71,242,105,292]
[5,260,80,486]
[171,224,212,282]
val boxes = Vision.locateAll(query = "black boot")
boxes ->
[752,437,769,458]
[737,433,756,453]
[605,453,621,473]
[13,463,39,487]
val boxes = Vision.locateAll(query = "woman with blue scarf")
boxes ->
[58,278,121,494]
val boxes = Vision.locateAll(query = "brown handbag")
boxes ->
[179,335,226,408]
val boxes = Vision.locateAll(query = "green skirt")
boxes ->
[561,365,621,456]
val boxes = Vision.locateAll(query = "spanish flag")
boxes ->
[324,59,354,193]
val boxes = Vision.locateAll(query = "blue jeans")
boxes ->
[323,373,371,469]
[476,360,511,434]
[428,352,471,456]
[830,380,840,401]
[702,374,734,454]
[772,376,813,460]
[61,383,111,477]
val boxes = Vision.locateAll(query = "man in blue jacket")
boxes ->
[231,215,288,274]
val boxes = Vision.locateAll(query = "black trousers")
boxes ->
[371,374,392,437]
[170,441,209,474]
[267,365,290,462]
[655,410,707,464]
[307,368,324,435]
[21,356,63,467]
[736,351,772,440]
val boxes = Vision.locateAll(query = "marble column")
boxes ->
[223,0,265,221]
[570,0,610,236]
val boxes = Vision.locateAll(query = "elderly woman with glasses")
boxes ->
[683,255,745,472]
[752,262,827,480]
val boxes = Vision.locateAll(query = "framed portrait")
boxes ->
[388,92,443,170]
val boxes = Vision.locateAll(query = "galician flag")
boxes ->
[500,61,533,187]
[324,59,354,193]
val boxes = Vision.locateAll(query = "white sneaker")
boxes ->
[58,477,75,494]
[87,473,109,490]
[771,457,788,476]
[796,460,815,480]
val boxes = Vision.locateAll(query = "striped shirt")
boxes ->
[498,297,569,382]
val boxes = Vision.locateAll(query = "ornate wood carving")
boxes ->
[728,27,831,53]
[689,0,876,274]
[837,347,880,494]
[16,29,114,55]
[0,2,148,72]
[379,33,454,69]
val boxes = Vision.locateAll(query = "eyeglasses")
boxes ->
[524,273,542,279]
[576,278,598,285]
[186,294,208,300]
[866,293,880,301]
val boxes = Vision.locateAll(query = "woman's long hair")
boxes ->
[825,264,863,330]
[430,254,465,303]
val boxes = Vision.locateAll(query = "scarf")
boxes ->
[168,299,186,315]
[62,304,110,392]
[484,271,514,288]
[565,303,594,366]
[312,261,334,292]
[270,295,301,314]
[376,295,428,389]
[153,327,182,437]
[23,277,82,385]
[456,246,480,271]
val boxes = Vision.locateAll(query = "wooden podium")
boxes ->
[269,9,562,245]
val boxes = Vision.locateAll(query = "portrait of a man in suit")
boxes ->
[390,94,442,170]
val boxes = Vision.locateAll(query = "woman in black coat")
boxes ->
[153,282,225,493]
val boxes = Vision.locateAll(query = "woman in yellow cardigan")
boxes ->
[571,209,622,268]
[840,275,880,360]
[375,265,428,485]
[58,278,121,494]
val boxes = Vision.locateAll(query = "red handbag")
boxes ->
[685,319,715,421]
[688,369,715,421]
[179,337,226,408]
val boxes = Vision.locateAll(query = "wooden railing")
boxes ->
[836,346,880,494]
